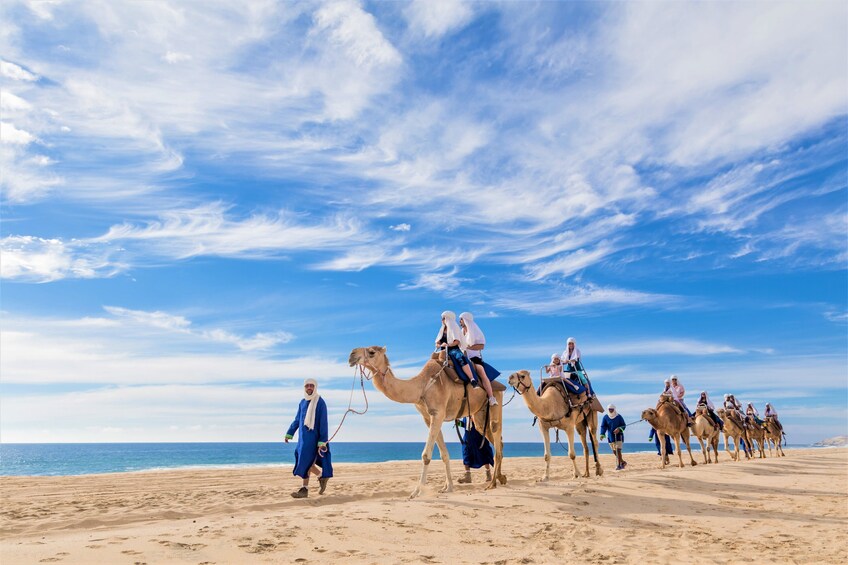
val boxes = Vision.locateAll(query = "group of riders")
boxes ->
[655,375,784,434]
[435,309,785,437]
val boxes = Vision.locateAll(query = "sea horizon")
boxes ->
[0,441,814,477]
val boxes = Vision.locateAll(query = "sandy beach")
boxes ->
[1,448,846,564]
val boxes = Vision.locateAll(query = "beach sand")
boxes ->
[1,448,846,564]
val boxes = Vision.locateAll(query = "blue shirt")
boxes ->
[600,413,626,443]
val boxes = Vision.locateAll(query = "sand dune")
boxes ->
[1,448,846,564]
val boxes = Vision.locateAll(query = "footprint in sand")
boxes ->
[121,550,143,556]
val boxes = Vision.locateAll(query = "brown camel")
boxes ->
[745,416,767,459]
[692,406,720,464]
[507,370,603,481]
[641,396,697,469]
[717,408,749,461]
[349,346,506,498]
[763,417,786,457]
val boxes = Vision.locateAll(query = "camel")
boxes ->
[641,396,698,469]
[348,346,506,498]
[745,416,767,459]
[692,406,720,464]
[763,417,786,457]
[717,408,750,461]
[507,370,603,481]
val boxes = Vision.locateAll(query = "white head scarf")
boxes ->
[551,353,561,363]
[459,312,485,348]
[607,404,616,414]
[436,311,466,349]
[563,337,581,362]
[303,378,320,431]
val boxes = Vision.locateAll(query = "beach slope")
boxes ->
[1,448,846,564]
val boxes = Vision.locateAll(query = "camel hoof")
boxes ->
[439,485,453,494]
[484,480,497,491]
[498,475,507,485]
[581,472,590,478]
[691,461,698,466]
[409,488,421,499]
[538,476,549,483]
[595,466,604,477]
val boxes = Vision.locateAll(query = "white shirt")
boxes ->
[562,345,581,363]
[671,383,685,400]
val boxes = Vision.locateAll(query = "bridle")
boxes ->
[511,377,531,395]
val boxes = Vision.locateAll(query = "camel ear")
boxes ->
[380,346,387,353]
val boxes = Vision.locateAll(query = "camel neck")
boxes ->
[373,365,426,404]
[521,383,564,421]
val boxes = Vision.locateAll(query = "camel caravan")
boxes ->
[348,311,787,498]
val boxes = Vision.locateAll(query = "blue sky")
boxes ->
[1,0,846,445]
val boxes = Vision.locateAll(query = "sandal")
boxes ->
[318,477,329,495]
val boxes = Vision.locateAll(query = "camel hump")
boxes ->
[491,380,506,392]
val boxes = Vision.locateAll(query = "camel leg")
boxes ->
[589,415,603,477]
[674,435,685,468]
[411,412,445,499]
[575,420,590,478]
[682,430,697,466]
[483,404,505,489]
[433,430,453,494]
[659,435,668,469]
[712,437,719,463]
[563,424,580,479]
[539,424,552,482]
[696,436,709,465]
[722,431,730,453]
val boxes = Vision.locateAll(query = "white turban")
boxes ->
[607,404,616,413]
[303,378,320,431]
[664,379,670,384]
[551,353,561,362]
[436,311,465,349]
[567,337,575,345]
[459,312,485,349]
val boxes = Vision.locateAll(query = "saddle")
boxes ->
[658,396,687,419]
[540,378,587,406]
[430,352,506,392]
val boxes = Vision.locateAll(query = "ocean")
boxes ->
[0,441,805,477]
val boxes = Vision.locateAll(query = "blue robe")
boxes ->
[461,418,494,469]
[649,427,674,455]
[286,397,333,479]
[449,352,501,385]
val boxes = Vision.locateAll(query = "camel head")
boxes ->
[695,405,709,416]
[641,408,658,424]
[507,370,533,392]
[717,408,727,418]
[348,346,389,375]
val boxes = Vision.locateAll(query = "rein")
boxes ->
[326,365,371,445]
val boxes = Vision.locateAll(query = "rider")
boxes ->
[696,391,723,430]
[562,337,594,396]
[764,403,783,432]
[546,353,564,378]
[669,375,694,425]
[436,311,488,401]
[746,403,766,428]
[458,311,497,406]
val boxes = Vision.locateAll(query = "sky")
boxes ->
[1,0,846,447]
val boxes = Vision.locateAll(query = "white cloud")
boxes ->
[0,236,115,282]
[404,0,474,38]
[390,223,411,232]
[103,305,294,352]
[493,283,677,315]
[0,59,38,81]
[398,267,467,294]
[0,122,35,144]
[0,91,31,111]
[92,203,370,260]
[162,51,192,64]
